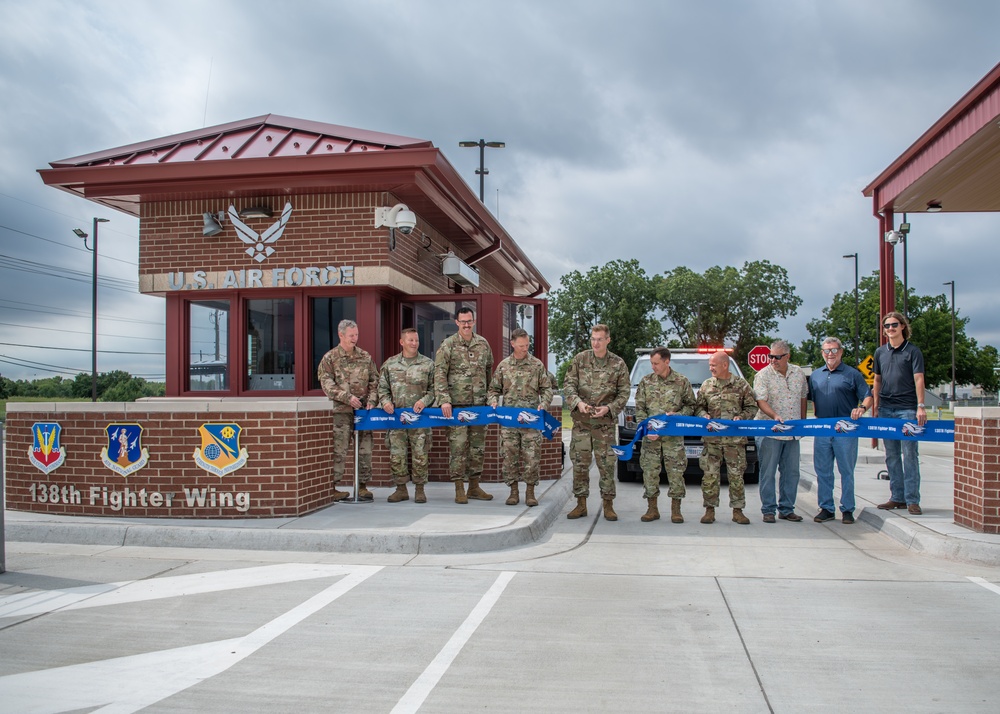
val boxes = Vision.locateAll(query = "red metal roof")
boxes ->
[39,115,549,296]
[51,114,432,167]
[863,62,1000,213]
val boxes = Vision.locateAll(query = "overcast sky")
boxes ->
[2,0,998,382]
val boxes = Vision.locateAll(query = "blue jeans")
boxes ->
[879,407,921,505]
[813,436,858,514]
[756,437,800,515]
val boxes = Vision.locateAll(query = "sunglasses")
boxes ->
[883,321,900,329]
[822,348,840,355]
[768,354,787,360]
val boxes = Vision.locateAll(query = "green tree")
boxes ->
[657,260,803,371]
[805,273,998,392]
[548,259,665,370]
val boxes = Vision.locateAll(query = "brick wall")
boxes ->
[954,407,1000,533]
[139,192,512,296]
[6,399,564,519]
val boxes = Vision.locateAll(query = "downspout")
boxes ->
[464,233,502,266]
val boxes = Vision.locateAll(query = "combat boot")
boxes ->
[732,508,750,525]
[525,484,538,507]
[505,482,520,506]
[566,496,587,519]
[387,484,409,503]
[332,487,350,502]
[671,498,684,524]
[356,484,374,501]
[414,484,427,503]
[640,497,660,522]
[468,479,494,501]
[454,481,468,504]
[602,497,618,522]
[700,506,715,524]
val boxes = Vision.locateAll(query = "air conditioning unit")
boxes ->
[442,253,480,287]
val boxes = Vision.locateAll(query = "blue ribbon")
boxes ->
[612,415,955,460]
[353,406,561,440]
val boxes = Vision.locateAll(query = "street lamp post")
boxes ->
[843,253,859,363]
[459,139,505,202]
[944,280,956,401]
[74,217,110,401]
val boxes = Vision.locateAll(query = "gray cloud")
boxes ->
[1,0,998,381]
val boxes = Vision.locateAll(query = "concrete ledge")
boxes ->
[857,507,1000,567]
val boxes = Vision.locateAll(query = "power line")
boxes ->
[0,342,163,355]
[0,299,164,326]
[0,222,138,268]
[0,320,164,342]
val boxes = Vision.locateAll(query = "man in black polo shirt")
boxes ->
[872,311,927,515]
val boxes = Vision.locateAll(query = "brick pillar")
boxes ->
[954,407,1000,533]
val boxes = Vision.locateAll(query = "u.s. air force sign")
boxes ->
[142,201,356,292]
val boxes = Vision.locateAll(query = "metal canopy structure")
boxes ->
[863,62,1000,326]
[39,114,549,297]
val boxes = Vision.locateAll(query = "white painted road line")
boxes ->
[0,563,363,618]
[967,576,1000,596]
[392,571,516,714]
[0,565,383,714]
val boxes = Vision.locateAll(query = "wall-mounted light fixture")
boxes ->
[202,211,225,236]
[239,205,274,219]
[442,251,480,288]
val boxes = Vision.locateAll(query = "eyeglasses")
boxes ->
[822,348,840,355]
[883,321,900,329]
[768,354,787,360]
[457,320,475,325]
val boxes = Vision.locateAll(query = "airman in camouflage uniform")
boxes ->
[378,328,435,504]
[563,324,630,521]
[434,307,495,504]
[488,328,554,507]
[317,319,379,502]
[695,351,757,525]
[635,347,697,524]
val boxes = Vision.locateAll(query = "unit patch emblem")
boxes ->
[193,422,249,477]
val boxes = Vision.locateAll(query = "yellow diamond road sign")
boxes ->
[858,354,874,384]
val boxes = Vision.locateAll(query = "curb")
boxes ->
[798,471,1000,567]
[5,472,575,555]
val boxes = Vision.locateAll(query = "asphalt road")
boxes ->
[3,480,1000,714]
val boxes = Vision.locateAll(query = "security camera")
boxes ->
[374,203,417,234]
[884,230,904,245]
[395,209,417,234]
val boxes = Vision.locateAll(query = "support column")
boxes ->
[954,407,1000,533]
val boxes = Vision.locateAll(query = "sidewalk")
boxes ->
[797,438,1000,566]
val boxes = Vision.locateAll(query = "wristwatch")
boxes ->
[917,403,926,408]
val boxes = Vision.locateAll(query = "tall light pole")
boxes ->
[74,217,110,401]
[944,280,956,401]
[459,139,505,202]
[843,252,859,363]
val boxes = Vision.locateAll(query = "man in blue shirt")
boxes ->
[808,337,872,524]
[873,311,927,515]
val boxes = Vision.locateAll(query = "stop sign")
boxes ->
[748,345,771,372]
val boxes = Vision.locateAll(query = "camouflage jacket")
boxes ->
[317,345,378,414]
[434,332,494,407]
[563,349,630,425]
[635,369,696,421]
[696,374,757,442]
[488,354,554,410]
[378,353,435,410]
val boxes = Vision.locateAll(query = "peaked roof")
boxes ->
[39,115,549,296]
[50,114,433,167]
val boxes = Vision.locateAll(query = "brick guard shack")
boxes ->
[5,115,561,518]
